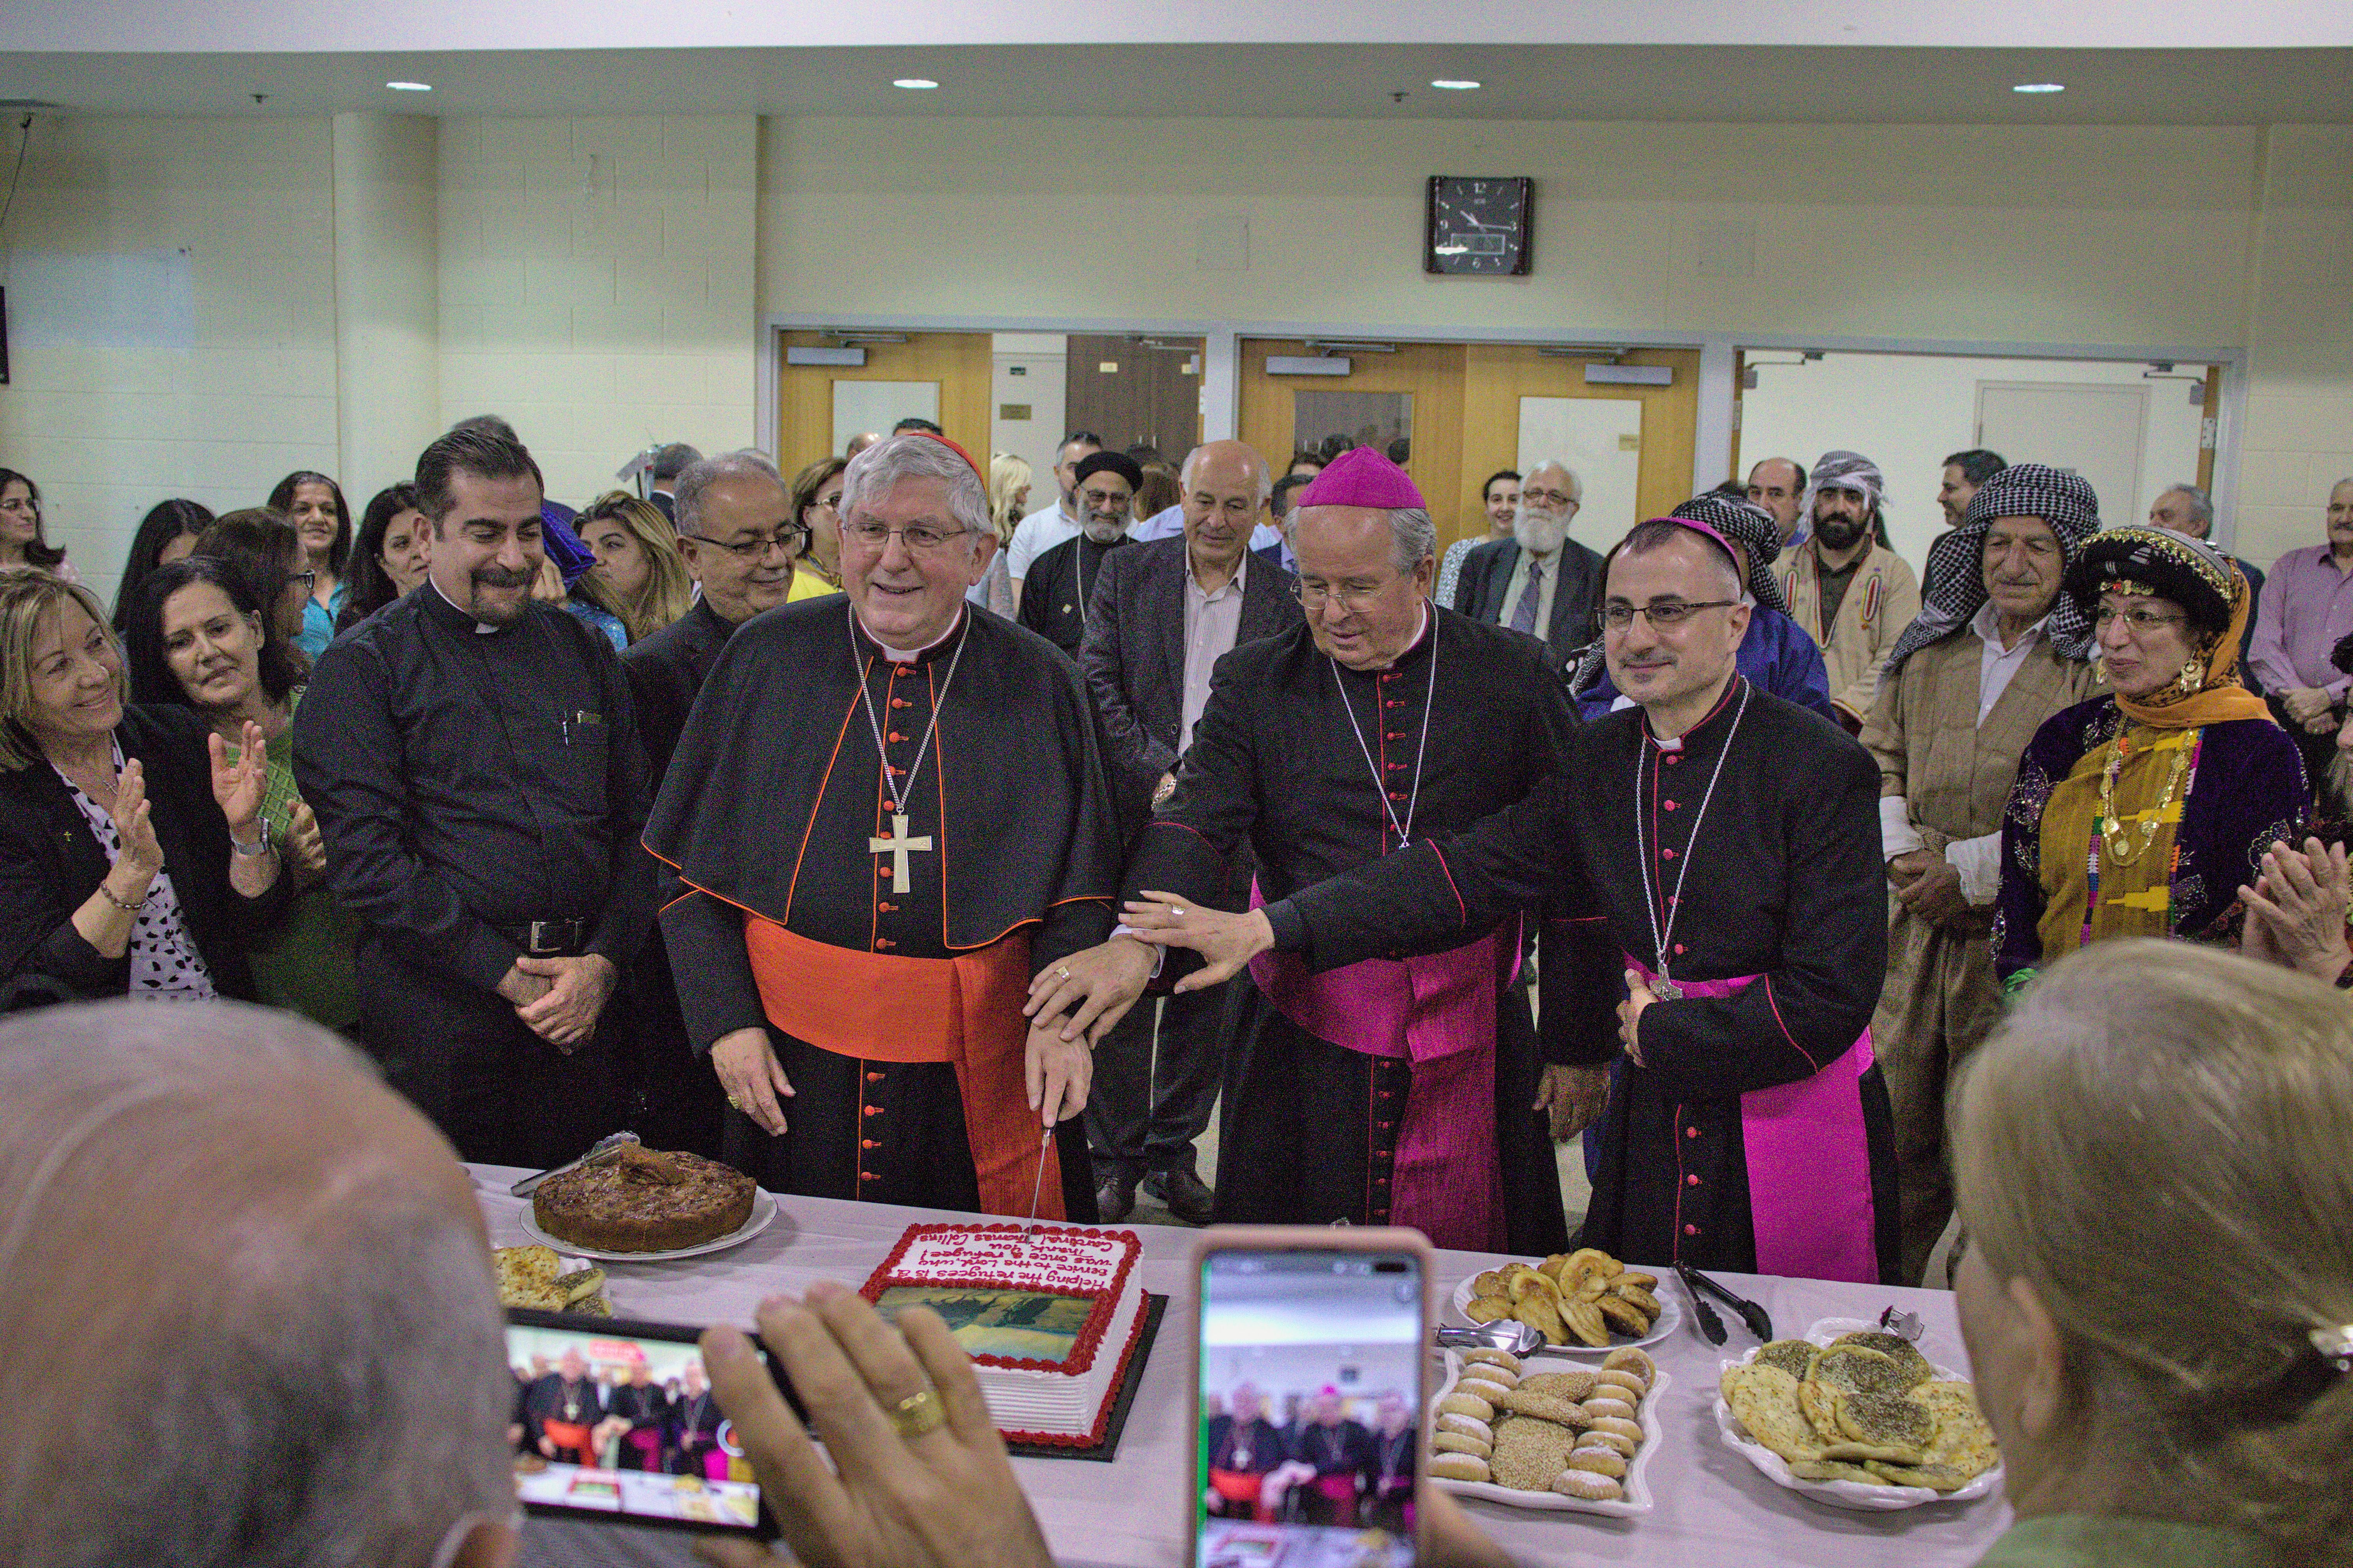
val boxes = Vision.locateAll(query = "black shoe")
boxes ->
[1148,1168,1216,1225]
[1096,1176,1136,1223]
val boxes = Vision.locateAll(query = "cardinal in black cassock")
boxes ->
[1241,517,1901,1283]
[645,433,1126,1220]
[1096,449,1585,1253]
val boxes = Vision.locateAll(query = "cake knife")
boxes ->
[510,1130,639,1197]
[1023,1126,1053,1236]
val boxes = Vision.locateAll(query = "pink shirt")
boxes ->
[2249,543,2353,697]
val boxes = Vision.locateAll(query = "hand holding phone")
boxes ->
[697,1279,1056,1568]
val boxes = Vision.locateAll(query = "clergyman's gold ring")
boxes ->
[1171,907,1187,917]
[727,1096,745,1111]
[1056,967,1071,979]
[889,1387,948,1439]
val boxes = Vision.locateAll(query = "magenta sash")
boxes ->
[1247,886,1514,1251]
[1625,956,1880,1284]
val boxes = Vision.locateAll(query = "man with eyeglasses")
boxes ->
[1017,450,1142,659]
[1027,447,1580,1253]
[1071,439,1300,1223]
[623,451,801,789]
[1092,508,1901,1283]
[1450,459,1606,672]
[647,432,1126,1220]
[1861,463,2103,1285]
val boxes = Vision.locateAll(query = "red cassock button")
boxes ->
[1683,1224,1700,1236]
[864,1105,883,1117]
[860,1170,880,1181]
[862,1139,879,1150]
[891,697,910,709]
[888,732,906,743]
[878,901,896,913]
[1685,1126,1700,1139]
[875,938,895,949]
[1685,1173,1701,1187]
[895,664,916,676]
[1666,754,1682,766]
[865,1071,885,1083]
[1386,732,1404,741]
[1662,800,1677,811]
[1389,791,1406,800]
[1660,847,1676,860]
[1673,943,1686,955]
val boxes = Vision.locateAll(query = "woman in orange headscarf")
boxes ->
[1994,525,2308,993]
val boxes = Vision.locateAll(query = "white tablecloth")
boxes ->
[476,1165,2008,1568]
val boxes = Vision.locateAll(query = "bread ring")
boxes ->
[1458,1363,1520,1391]
[1566,1445,1627,1478]
[1549,1469,1623,1502]
[1602,1347,1657,1380]
[1460,1347,1521,1374]
[1593,1367,1649,1401]
[1581,1396,1636,1423]
[1432,1430,1492,1459]
[1588,1415,1643,1444]
[1438,1391,1494,1421]
[1428,1452,1490,1483]
[1581,1428,1638,1458]
[1437,1412,1493,1442]
[1455,1375,1514,1405]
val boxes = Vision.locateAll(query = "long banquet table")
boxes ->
[478,1166,2009,1568]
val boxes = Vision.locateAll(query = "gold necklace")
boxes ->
[2098,729,2191,867]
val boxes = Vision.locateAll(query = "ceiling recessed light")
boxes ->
[385,81,433,91]
[893,78,939,90]
[2012,82,2065,93]
[1430,79,1482,91]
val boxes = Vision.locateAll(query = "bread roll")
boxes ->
[1602,1347,1656,1380]
[1588,1415,1643,1445]
[1581,1428,1638,1459]
[1565,1445,1627,1478]
[1433,1430,1492,1459]
[1460,1347,1521,1374]
[1438,1390,1494,1421]
[1593,1367,1648,1401]
[1581,1396,1636,1423]
[1428,1452,1491,1483]
[1549,1469,1624,1503]
[1437,1412,1493,1442]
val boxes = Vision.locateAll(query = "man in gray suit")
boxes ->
[1450,458,1606,671]
[1080,439,1303,1221]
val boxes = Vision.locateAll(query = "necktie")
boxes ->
[1510,559,1545,634]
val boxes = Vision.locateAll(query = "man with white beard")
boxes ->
[1451,459,1606,671]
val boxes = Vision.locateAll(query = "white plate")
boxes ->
[1428,1349,1664,1516]
[520,1188,779,1263]
[1713,1316,2004,1512]
[1449,1272,1680,1354]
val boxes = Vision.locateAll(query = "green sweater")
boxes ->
[1976,1515,2272,1568]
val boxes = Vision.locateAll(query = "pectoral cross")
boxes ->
[868,813,934,894]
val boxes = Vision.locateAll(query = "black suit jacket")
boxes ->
[1081,536,1303,816]
[1451,536,1606,667]
[0,705,289,1006]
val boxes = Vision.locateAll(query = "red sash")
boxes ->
[742,917,1062,1220]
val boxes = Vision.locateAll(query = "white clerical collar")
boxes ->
[861,605,966,662]
[1971,598,2048,652]
[431,578,502,635]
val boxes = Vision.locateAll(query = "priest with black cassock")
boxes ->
[645,432,1125,1220]
[1017,450,1140,659]
[622,450,800,789]
[1028,448,1592,1253]
[1115,514,1900,1283]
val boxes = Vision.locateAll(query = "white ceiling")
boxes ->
[2,45,2349,124]
[8,0,2353,53]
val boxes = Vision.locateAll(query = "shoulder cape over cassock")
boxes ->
[642,598,1123,959]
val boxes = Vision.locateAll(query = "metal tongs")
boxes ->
[1676,1261,1774,1344]
[1436,1320,1547,1357]
[509,1130,639,1196]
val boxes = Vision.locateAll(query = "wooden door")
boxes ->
[774,331,993,473]
[1238,339,1466,531]
[1065,335,1203,460]
[1459,345,1702,554]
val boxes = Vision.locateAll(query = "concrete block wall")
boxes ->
[436,114,758,511]
[0,116,341,606]
[2236,125,2353,572]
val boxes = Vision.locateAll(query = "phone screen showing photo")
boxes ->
[503,1316,767,1537]
[1196,1248,1425,1568]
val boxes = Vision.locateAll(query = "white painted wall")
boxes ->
[1738,352,2210,572]
[990,333,1067,502]
[331,112,440,509]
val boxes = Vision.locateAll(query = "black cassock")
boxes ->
[1017,533,1132,658]
[645,599,1124,1218]
[1121,607,1583,1252]
[622,596,737,791]
[1277,677,1900,1281]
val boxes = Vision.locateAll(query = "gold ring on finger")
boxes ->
[1056,967,1070,979]
[727,1095,746,1111]
[1171,907,1186,917]
[889,1387,947,1439]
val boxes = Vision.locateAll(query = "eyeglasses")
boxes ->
[288,569,318,593]
[1077,488,1132,511]
[2094,605,2187,632]
[841,520,973,554]
[1600,599,1739,631]
[1294,579,1404,611]
[684,526,809,560]
[1522,488,1578,508]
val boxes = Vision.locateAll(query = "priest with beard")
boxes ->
[1017,451,1140,658]
[644,432,1126,1220]
[1113,515,1901,1283]
[1026,448,1591,1253]
[1450,458,1606,671]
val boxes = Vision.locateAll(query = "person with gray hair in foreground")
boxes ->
[645,430,1126,1222]
[1028,446,1585,1252]
[1951,939,2353,1568]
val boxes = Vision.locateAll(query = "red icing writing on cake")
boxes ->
[898,1228,1129,1294]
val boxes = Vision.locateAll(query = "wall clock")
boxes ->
[1425,176,1534,276]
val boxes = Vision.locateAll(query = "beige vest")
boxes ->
[1782,540,1923,724]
